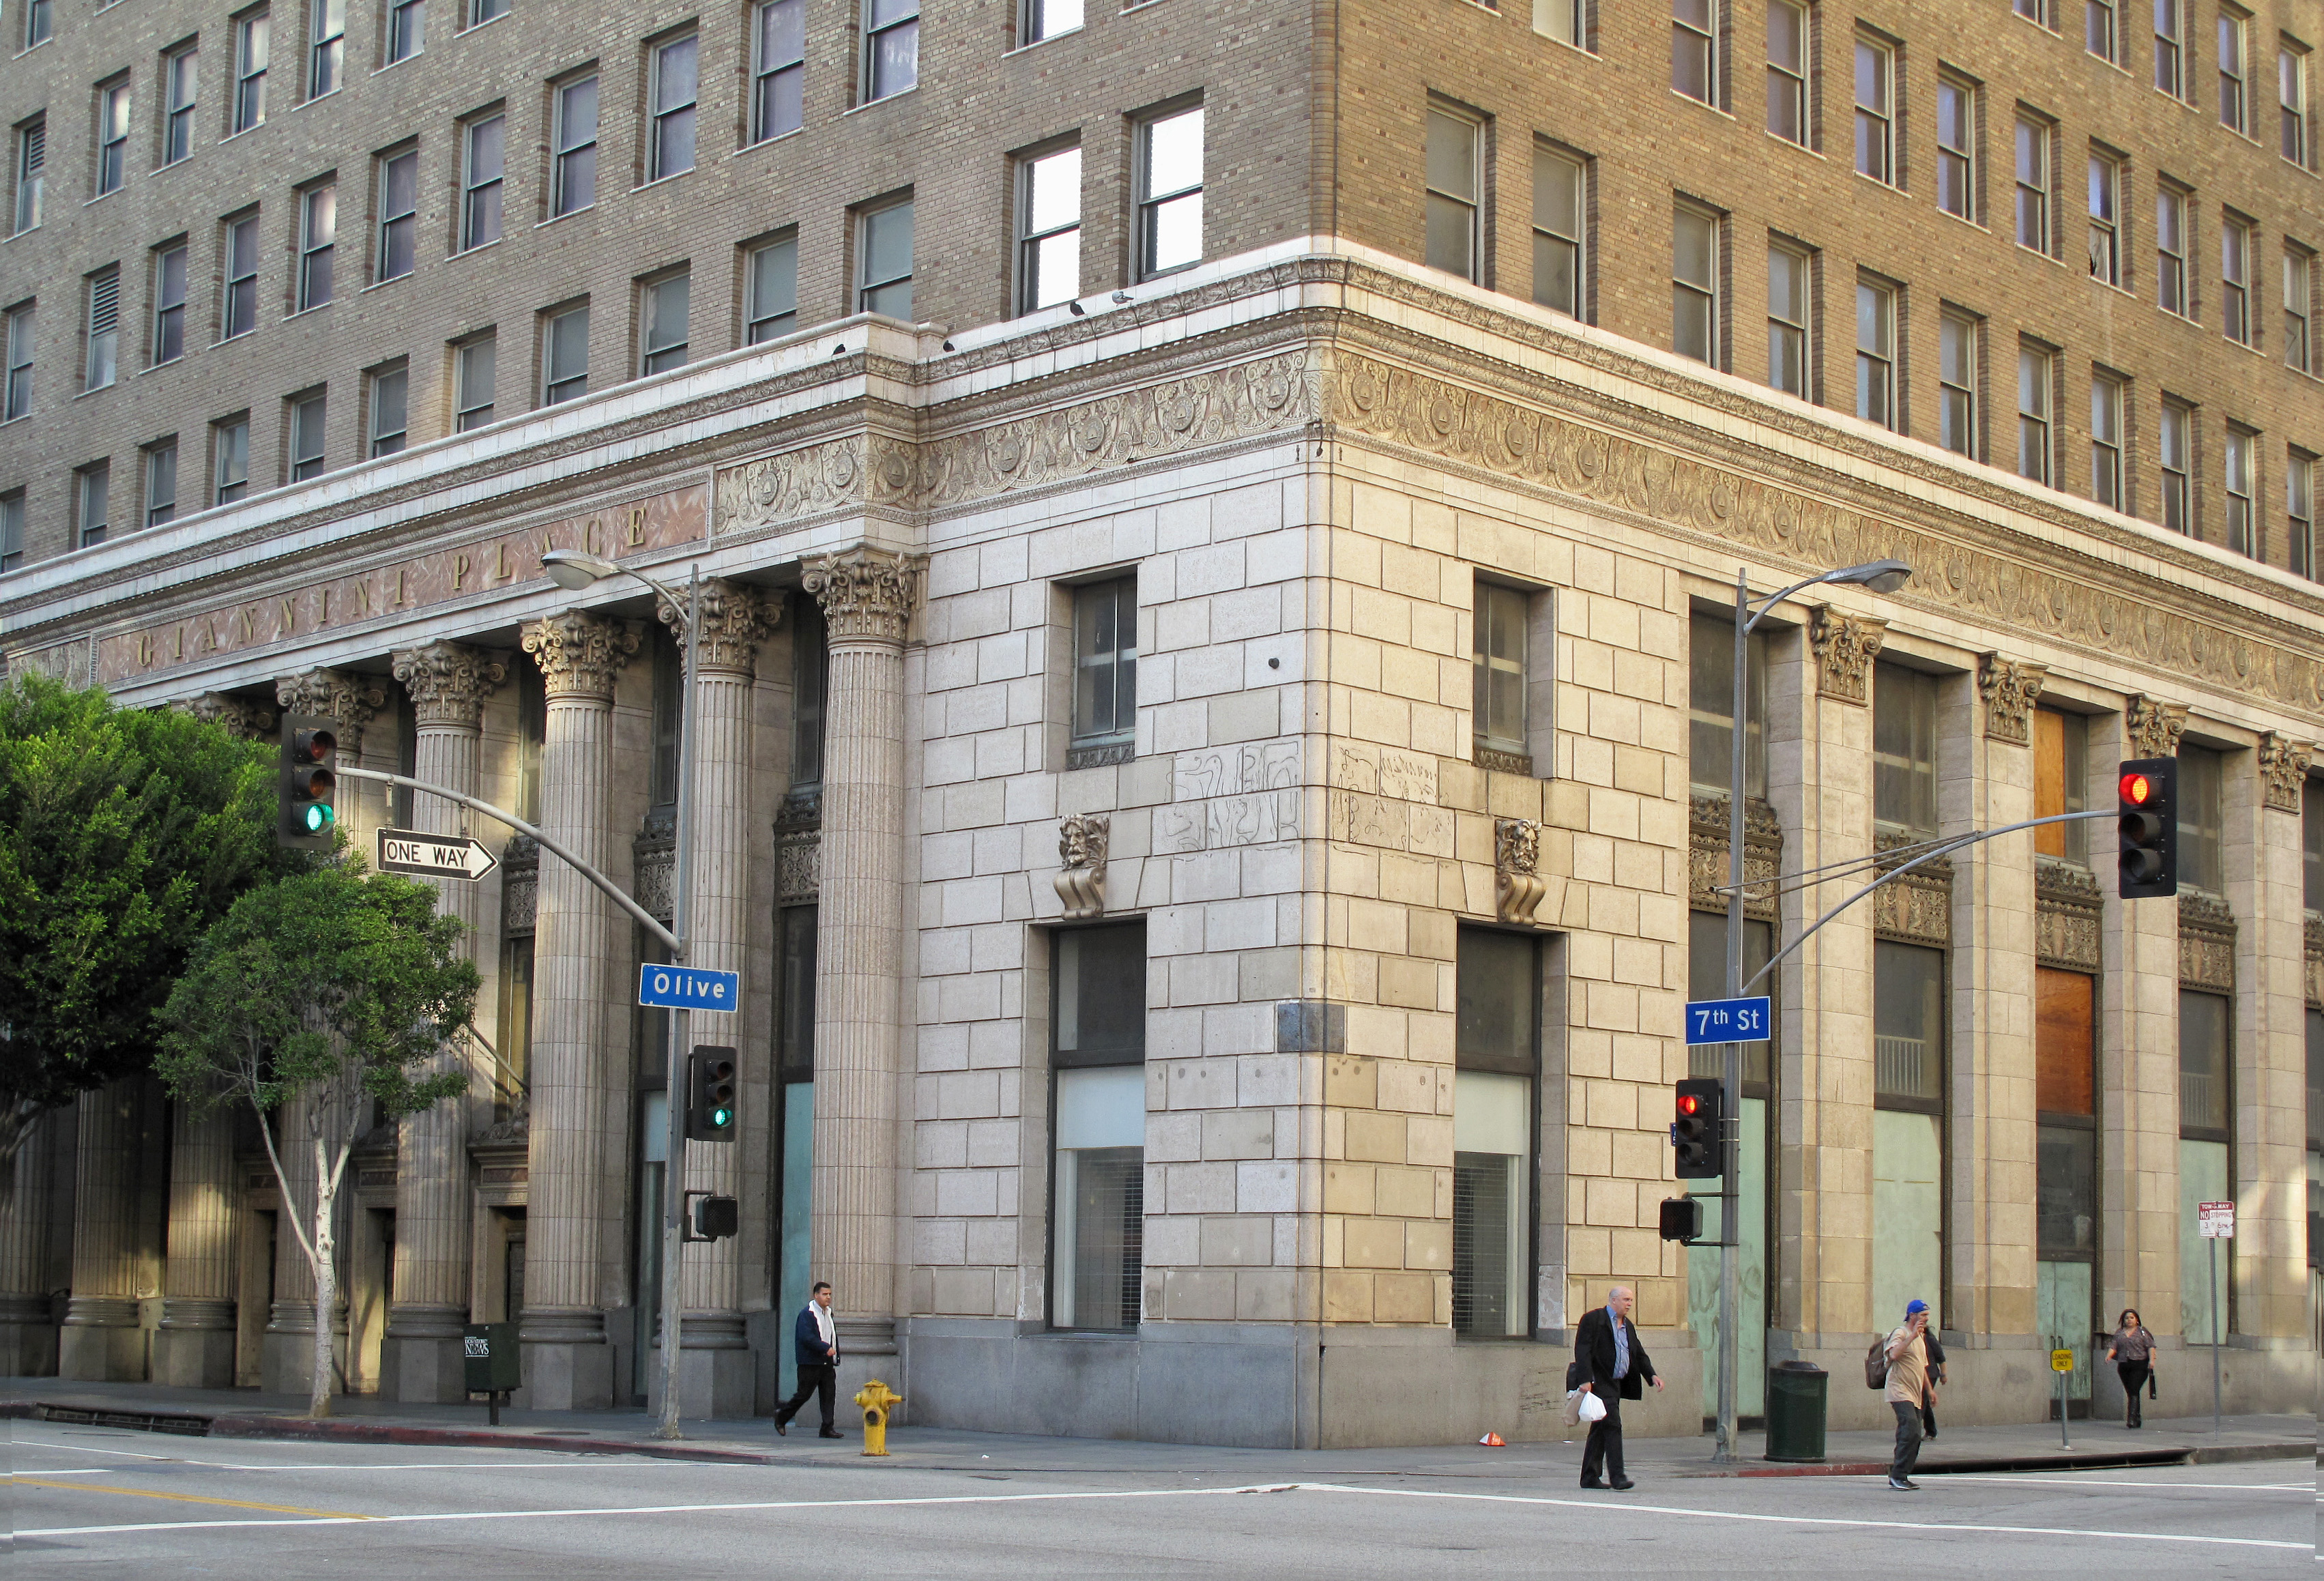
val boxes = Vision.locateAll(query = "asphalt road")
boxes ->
[9,1423,2309,1579]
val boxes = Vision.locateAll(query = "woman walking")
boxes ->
[2104,1309,2155,1428]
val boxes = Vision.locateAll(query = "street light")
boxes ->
[542,547,700,1442]
[1713,556,1911,1464]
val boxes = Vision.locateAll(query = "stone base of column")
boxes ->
[833,1316,901,1419]
[152,1299,237,1388]
[263,1299,348,1397]
[58,1296,145,1381]
[0,1294,58,1376]
[381,1303,472,1404]
[644,1313,753,1420]
[518,1308,614,1410]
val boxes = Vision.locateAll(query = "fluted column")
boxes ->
[59,1082,146,1380]
[152,1099,239,1385]
[0,1110,59,1376]
[802,548,920,1363]
[515,609,637,1409]
[381,640,506,1402]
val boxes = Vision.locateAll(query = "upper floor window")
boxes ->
[2289,247,2316,372]
[1472,580,1532,767]
[2087,151,2122,284]
[2014,0,2054,26]
[2157,185,2189,315]
[639,270,689,375]
[454,332,495,430]
[1855,38,1896,184]
[1673,203,1719,365]
[2154,0,2184,98]
[746,233,798,343]
[222,212,260,338]
[2015,115,2051,252]
[552,76,598,217]
[1674,0,1717,106]
[1689,614,1767,798]
[1532,145,1584,318]
[2224,426,2255,555]
[163,45,199,166]
[790,595,828,788]
[2176,743,2224,894]
[462,114,504,250]
[310,0,345,98]
[0,493,21,573]
[2017,340,2052,484]
[1767,1,1807,145]
[233,12,269,133]
[83,265,119,392]
[2090,371,2125,508]
[2033,708,2090,867]
[1024,0,1082,44]
[858,198,914,317]
[2288,448,2315,579]
[864,0,918,102]
[1015,145,1083,315]
[2222,213,2253,345]
[95,80,130,197]
[753,0,805,143]
[387,0,424,63]
[152,243,187,364]
[1856,278,1896,429]
[12,119,43,234]
[288,390,327,480]
[2160,396,2192,532]
[1873,664,1938,840]
[1937,78,1974,219]
[1425,106,1482,284]
[212,416,250,504]
[1137,105,1203,279]
[2218,8,2248,131]
[298,182,335,309]
[1537,0,1582,47]
[22,0,50,48]
[542,302,590,405]
[2285,46,2311,164]
[467,0,509,24]
[369,364,407,456]
[3,302,33,421]
[1071,577,1137,758]
[75,461,109,548]
[1768,240,1809,396]
[648,33,698,181]
[2087,0,2119,61]
[1939,309,1977,456]
[376,148,418,282]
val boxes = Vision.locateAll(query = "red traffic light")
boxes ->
[1677,1093,1704,1116]
[2120,771,2153,805]
[293,727,336,763]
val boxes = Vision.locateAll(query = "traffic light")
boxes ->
[691,1195,739,1241]
[2116,757,2178,899]
[277,714,339,850]
[1672,1077,1724,1179]
[1659,1197,1704,1244]
[686,1045,738,1142]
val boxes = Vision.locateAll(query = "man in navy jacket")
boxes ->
[774,1280,841,1438]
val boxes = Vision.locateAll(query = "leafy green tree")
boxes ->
[158,865,478,1418]
[0,675,294,1169]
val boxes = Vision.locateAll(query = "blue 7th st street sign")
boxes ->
[1685,996,1772,1045]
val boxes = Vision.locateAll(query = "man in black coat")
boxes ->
[1573,1284,1662,1490]
[774,1280,842,1438]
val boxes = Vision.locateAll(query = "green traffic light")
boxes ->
[303,804,328,832]
[712,1107,732,1127]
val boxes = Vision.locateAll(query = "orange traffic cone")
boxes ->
[1478,1432,1506,1447]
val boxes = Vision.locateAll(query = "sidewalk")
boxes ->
[7,1376,2308,1481]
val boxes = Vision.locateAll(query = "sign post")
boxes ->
[2197,1200,2233,1436]
[2050,1346,2074,1448]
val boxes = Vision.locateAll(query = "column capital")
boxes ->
[2258,733,2314,813]
[1976,653,2048,744]
[658,578,779,676]
[1807,606,1886,706]
[800,546,923,646]
[521,609,639,701]
[175,692,276,740]
[274,669,388,753]
[2124,694,2188,759]
[392,641,508,729]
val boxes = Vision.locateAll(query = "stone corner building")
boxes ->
[2,0,2319,1444]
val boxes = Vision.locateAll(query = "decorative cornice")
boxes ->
[1687,794,1783,922]
[391,641,507,729]
[2035,858,2104,973]
[2257,733,2313,813]
[175,691,276,740]
[2125,695,2189,759]
[1808,607,1887,706]
[1473,745,1534,777]
[658,578,776,677]
[274,668,387,754]
[520,609,638,701]
[2178,890,2237,991]
[1873,830,1953,946]
[776,826,820,903]
[1495,818,1547,925]
[800,546,923,646]
[1978,654,2048,745]
[1055,814,1110,920]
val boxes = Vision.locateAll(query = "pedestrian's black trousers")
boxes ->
[1889,1401,1923,1481]
[779,1363,837,1432]
[2115,1361,2149,1422]
[1580,1395,1624,1482]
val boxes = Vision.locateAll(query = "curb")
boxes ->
[1679,1442,2310,1478]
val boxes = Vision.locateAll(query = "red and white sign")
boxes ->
[2197,1201,2235,1238]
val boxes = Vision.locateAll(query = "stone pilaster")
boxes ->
[0,1110,59,1376]
[59,1082,147,1380]
[383,640,506,1402]
[654,579,773,1418]
[514,610,637,1409]
[152,1099,239,1386]
[2233,734,2310,1372]
[800,547,920,1365]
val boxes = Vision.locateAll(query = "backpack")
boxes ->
[1865,1333,1891,1390]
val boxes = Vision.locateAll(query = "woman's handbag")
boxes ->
[2147,1367,2158,1399]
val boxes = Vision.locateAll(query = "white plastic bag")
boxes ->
[1572,1389,1607,1424]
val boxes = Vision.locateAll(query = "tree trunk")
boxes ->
[310,1133,336,1419]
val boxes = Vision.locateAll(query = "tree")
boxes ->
[0,674,294,1170]
[157,865,479,1418]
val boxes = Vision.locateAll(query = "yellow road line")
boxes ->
[8,1476,373,1521]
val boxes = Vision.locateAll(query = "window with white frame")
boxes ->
[1937,77,1974,218]
[2087,151,2123,283]
[2018,340,2053,484]
[1137,105,1203,278]
[1856,38,1896,184]
[152,243,186,364]
[2154,0,2184,97]
[212,415,249,503]
[94,81,129,197]
[369,364,407,456]
[287,390,326,480]
[2289,448,2315,578]
[0,492,20,572]
[2157,184,2189,314]
[85,266,120,392]
[864,0,918,102]
[2,303,29,420]
[2016,115,2051,252]
[387,0,424,62]
[223,213,259,338]
[858,199,913,317]
[2290,246,2315,372]
[298,183,335,309]
[552,75,598,217]
[2284,46,2310,164]
[753,0,804,143]
[2224,426,2254,555]
[1425,106,1482,283]
[233,11,268,132]
[2160,396,2192,532]
[1674,0,1717,105]
[1048,923,1146,1334]
[2218,7,2248,130]
[2091,371,2125,508]
[1472,579,1531,768]
[13,118,44,234]
[1024,0,1081,44]
[2015,0,2053,26]
[1536,0,1581,46]
[469,0,508,24]
[377,148,418,282]
[23,0,50,48]
[542,303,589,405]
[462,114,504,250]
[1768,1,1807,145]
[1939,309,1977,456]
[2222,213,2253,345]
[1857,278,1896,429]
[1019,145,1082,313]
[1533,145,1584,317]
[639,270,688,375]
[310,0,345,98]
[75,461,108,547]
[1071,577,1137,759]
[1673,203,1719,365]
[2087,0,2117,61]
[1769,240,1810,396]
[454,332,495,430]
[163,44,199,166]
[648,33,697,181]
[746,234,798,343]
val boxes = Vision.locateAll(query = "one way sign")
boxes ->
[375,828,500,882]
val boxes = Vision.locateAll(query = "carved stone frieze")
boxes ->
[1054,814,1110,920]
[1495,818,1547,925]
[274,668,388,753]
[633,809,676,924]
[2126,696,2189,760]
[1473,745,1535,777]
[801,546,923,646]
[658,578,777,677]
[1808,608,1887,706]
[391,641,507,729]
[2306,912,2323,1009]
[520,609,639,701]
[1978,654,2048,745]
[1066,742,1135,771]
[1688,794,1782,923]
[176,692,276,740]
[500,835,538,937]
[2258,733,2314,813]
[2177,890,2237,991]
[714,435,869,536]
[2035,858,2104,973]
[776,828,820,903]
[1873,831,1953,946]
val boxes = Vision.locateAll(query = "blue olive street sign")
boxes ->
[637,963,741,1011]
[1684,996,1772,1045]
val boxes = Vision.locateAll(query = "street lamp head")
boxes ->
[1829,557,1913,595]
[540,549,621,592]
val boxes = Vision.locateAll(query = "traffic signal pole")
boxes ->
[656,565,700,1441]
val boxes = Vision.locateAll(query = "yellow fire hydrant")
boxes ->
[853,1379,903,1457]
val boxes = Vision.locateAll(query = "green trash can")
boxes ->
[463,1322,521,1421]
[1763,1360,1827,1462]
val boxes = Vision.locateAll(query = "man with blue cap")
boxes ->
[1883,1298,1933,1490]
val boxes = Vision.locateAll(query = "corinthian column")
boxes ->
[381,640,506,1402]
[514,610,637,1409]
[59,1082,146,1380]
[152,1099,239,1386]
[654,580,774,1417]
[800,547,920,1367]
[0,1111,59,1376]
